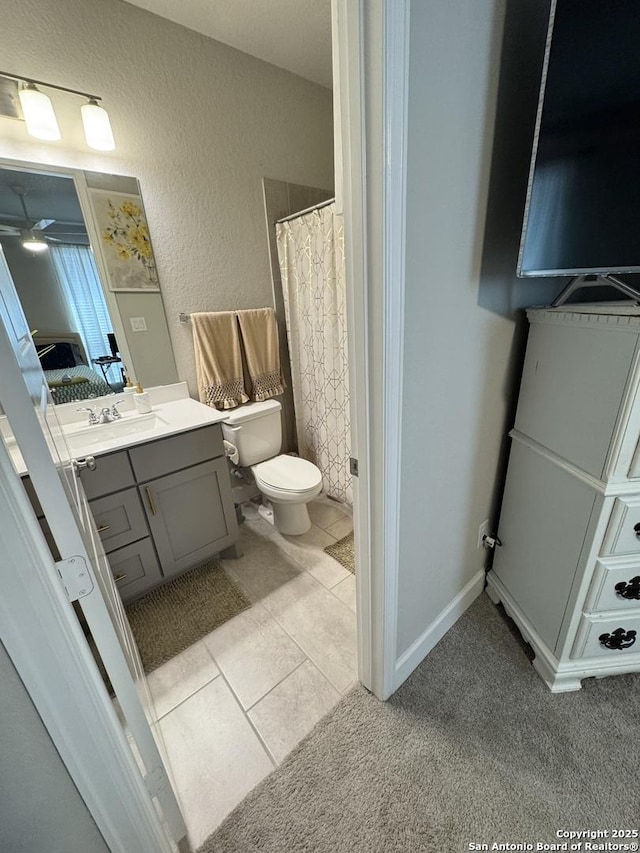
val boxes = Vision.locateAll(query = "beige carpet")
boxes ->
[324,531,355,574]
[198,593,640,853]
[125,560,250,673]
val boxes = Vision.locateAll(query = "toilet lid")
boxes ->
[253,455,322,492]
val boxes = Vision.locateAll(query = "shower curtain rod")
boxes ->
[275,197,335,224]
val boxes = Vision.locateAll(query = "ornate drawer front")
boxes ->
[572,613,640,659]
[601,495,640,557]
[89,488,149,554]
[584,559,640,613]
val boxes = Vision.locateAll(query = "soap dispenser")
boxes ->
[123,375,136,396]
[133,381,152,414]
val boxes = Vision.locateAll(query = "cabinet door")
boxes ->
[492,441,598,651]
[140,458,238,578]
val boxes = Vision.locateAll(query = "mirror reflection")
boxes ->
[0,162,178,403]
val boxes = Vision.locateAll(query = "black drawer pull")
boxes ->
[598,628,637,650]
[615,576,640,601]
[634,522,640,538]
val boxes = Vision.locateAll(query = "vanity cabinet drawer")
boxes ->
[90,488,149,554]
[79,451,135,500]
[128,424,224,483]
[107,538,162,602]
[572,612,640,659]
[600,495,640,557]
[584,559,640,613]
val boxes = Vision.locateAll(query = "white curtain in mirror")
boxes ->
[50,245,112,364]
[276,203,352,505]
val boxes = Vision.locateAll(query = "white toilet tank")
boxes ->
[221,399,282,467]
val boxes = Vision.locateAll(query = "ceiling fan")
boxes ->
[0,185,61,252]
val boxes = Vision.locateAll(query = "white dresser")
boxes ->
[487,304,640,691]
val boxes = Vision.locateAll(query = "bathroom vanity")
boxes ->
[487,305,640,691]
[21,387,238,602]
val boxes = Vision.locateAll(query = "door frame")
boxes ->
[0,0,410,847]
[337,0,409,698]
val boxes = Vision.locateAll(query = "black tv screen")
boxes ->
[518,0,640,277]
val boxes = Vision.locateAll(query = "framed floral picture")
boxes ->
[88,189,160,292]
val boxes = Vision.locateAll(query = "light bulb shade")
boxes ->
[22,237,48,253]
[18,85,61,141]
[81,100,115,151]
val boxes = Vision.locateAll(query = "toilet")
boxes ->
[221,399,322,535]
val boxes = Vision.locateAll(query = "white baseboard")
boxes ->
[394,569,485,690]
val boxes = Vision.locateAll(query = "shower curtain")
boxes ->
[276,202,352,505]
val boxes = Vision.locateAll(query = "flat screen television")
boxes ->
[518,0,640,277]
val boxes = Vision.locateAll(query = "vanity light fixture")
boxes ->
[80,99,115,151]
[18,84,61,141]
[0,72,116,151]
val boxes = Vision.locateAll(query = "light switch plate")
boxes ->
[130,316,147,332]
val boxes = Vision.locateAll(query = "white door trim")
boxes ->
[0,443,175,853]
[337,0,410,698]
[382,0,411,697]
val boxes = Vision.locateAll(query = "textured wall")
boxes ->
[0,0,335,395]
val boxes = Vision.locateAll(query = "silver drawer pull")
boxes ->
[114,573,127,584]
[598,628,637,650]
[97,524,111,533]
[73,455,97,473]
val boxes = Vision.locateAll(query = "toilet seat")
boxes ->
[252,455,322,499]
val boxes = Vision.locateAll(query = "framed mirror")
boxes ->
[0,159,178,403]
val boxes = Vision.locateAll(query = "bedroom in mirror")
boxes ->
[0,161,178,403]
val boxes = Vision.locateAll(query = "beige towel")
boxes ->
[191,312,249,409]
[237,308,285,402]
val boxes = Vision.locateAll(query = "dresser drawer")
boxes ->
[572,612,640,659]
[600,495,640,556]
[107,538,162,602]
[128,424,224,482]
[79,450,135,499]
[90,488,148,553]
[584,559,640,613]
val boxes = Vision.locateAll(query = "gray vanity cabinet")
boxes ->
[75,422,237,600]
[139,457,237,578]
[24,422,237,601]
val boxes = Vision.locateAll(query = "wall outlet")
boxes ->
[130,316,147,332]
[477,519,490,549]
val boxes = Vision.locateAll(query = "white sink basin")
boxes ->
[64,412,168,453]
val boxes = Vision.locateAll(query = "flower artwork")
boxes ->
[88,189,160,291]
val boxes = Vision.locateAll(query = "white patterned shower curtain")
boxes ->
[276,202,352,505]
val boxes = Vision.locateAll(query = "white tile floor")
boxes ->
[147,496,356,849]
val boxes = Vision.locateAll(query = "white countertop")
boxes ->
[3,384,228,478]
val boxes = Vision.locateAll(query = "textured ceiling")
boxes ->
[123,0,333,88]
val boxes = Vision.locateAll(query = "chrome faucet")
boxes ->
[76,400,125,426]
[76,406,99,426]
